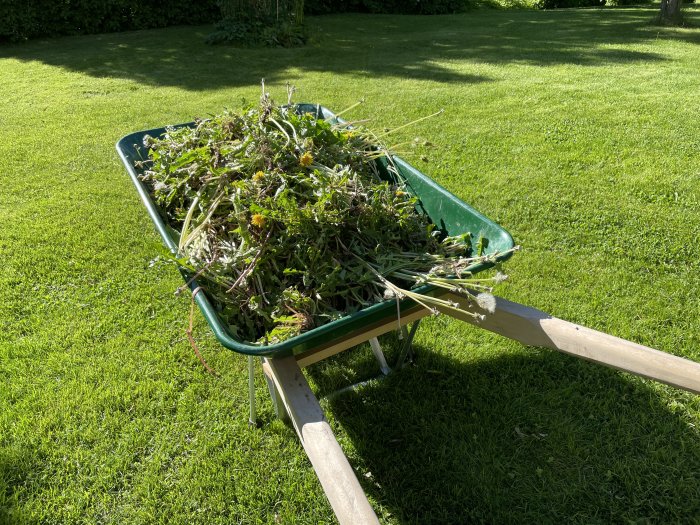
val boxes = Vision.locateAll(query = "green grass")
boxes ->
[2,5,700,523]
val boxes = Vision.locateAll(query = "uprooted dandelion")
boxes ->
[138,89,516,344]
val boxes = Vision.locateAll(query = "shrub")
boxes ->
[304,0,359,14]
[535,0,605,8]
[0,0,220,43]
[362,0,466,13]
[604,0,652,5]
[205,17,307,47]
[304,0,467,15]
[206,0,307,47]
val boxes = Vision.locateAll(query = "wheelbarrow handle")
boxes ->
[440,293,700,395]
[262,356,380,525]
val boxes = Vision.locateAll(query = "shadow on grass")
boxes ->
[308,340,700,523]
[1,6,698,91]
[0,449,25,523]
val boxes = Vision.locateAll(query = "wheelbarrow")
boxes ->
[117,105,700,525]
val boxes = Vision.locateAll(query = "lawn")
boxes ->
[1,5,700,524]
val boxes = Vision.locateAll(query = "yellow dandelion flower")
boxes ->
[251,214,266,228]
[299,152,314,168]
[253,170,265,182]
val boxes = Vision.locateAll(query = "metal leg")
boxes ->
[271,321,425,412]
[369,337,391,375]
[248,355,257,427]
[324,321,424,402]
[395,320,421,370]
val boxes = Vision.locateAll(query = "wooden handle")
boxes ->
[262,356,380,525]
[441,293,700,395]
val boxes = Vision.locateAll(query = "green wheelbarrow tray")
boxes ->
[115,103,515,359]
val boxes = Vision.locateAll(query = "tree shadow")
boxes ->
[0,23,488,90]
[307,339,700,523]
[0,448,27,524]
[2,6,697,91]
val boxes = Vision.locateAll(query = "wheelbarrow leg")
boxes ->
[395,320,421,369]
[369,320,422,376]
[262,356,380,525]
[369,337,391,375]
[248,355,257,427]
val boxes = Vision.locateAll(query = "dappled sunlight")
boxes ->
[0,6,697,91]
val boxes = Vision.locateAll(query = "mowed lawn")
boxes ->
[1,6,700,524]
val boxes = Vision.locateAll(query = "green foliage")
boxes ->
[206,17,307,47]
[207,0,307,47]
[535,0,605,9]
[0,0,220,42]
[304,0,357,14]
[607,0,652,5]
[535,0,656,8]
[141,96,502,343]
[304,0,467,14]
[362,0,467,14]
[260,20,307,47]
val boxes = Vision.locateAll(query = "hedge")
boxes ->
[0,0,220,42]
[305,0,467,14]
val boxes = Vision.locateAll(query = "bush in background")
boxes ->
[5,0,666,43]
[0,0,219,42]
[0,0,464,45]
[362,0,466,13]
[606,0,653,5]
[206,17,307,47]
[304,0,467,14]
[534,0,604,7]
[206,0,307,46]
